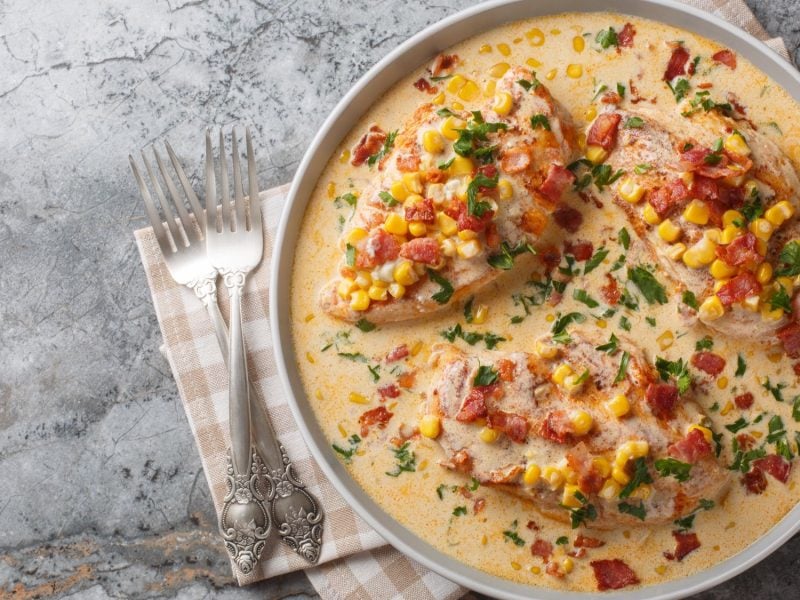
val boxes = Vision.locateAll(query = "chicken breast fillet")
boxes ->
[319,67,577,323]
[426,333,729,529]
[583,104,800,355]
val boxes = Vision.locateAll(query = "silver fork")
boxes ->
[205,128,323,567]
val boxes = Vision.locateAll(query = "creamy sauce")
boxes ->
[290,12,800,592]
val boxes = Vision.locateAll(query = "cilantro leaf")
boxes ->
[654,457,692,482]
[628,265,668,304]
[367,130,397,167]
[474,365,499,387]
[427,268,454,304]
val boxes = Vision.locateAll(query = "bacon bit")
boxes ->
[618,22,636,47]
[396,151,420,172]
[540,410,573,444]
[552,205,583,233]
[696,81,713,89]
[726,92,747,116]
[351,125,387,166]
[456,385,494,423]
[586,113,622,150]
[691,352,726,377]
[734,391,754,410]
[717,272,761,307]
[575,535,605,548]
[497,359,516,382]
[568,548,587,559]
[521,208,549,236]
[487,410,529,443]
[355,229,400,269]
[753,455,792,483]
[400,237,440,265]
[444,198,494,233]
[538,164,576,203]
[538,246,562,272]
[531,539,553,561]
[385,344,409,363]
[742,468,767,494]
[564,240,594,262]
[445,449,473,473]
[663,45,690,81]
[777,322,800,358]
[716,232,760,267]
[668,429,712,463]
[473,498,486,514]
[629,79,644,103]
[736,433,757,451]
[378,384,401,400]
[500,146,532,174]
[648,178,689,218]
[664,531,701,561]
[358,406,393,437]
[646,383,680,420]
[591,559,640,591]
[397,371,416,389]
[430,53,458,78]
[404,198,436,224]
[600,91,622,104]
[485,222,501,251]
[526,520,541,531]
[546,561,564,578]
[690,175,719,204]
[794,362,800,376]
[413,77,438,94]
[425,168,448,183]
[712,49,737,69]
[601,274,621,305]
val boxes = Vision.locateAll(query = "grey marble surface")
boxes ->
[1,0,799,598]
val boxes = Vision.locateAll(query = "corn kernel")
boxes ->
[562,557,574,574]
[497,42,511,56]
[388,282,405,299]
[489,62,510,78]
[349,290,370,311]
[449,154,474,175]
[586,146,610,168]
[526,57,542,68]
[658,219,682,243]
[777,276,794,295]
[419,414,441,439]
[384,213,408,236]
[402,172,423,194]
[346,227,369,246]
[457,239,482,258]
[440,238,457,258]
[573,35,585,52]
[482,80,497,99]
[630,484,652,500]
[472,304,489,324]
[720,225,743,245]
[545,68,557,80]
[607,394,630,418]
[584,105,598,122]
[368,284,388,301]
[435,217,457,243]
[710,259,738,280]
[458,229,479,241]
[688,424,713,443]
[723,210,744,228]
[717,375,729,390]
[337,277,357,299]
[390,180,409,201]
[326,181,336,199]
[566,63,583,78]
[742,294,760,311]
[599,479,621,499]
[530,566,541,575]
[441,116,466,140]
[612,466,631,485]
[479,43,492,54]
[422,130,445,154]
[446,74,466,94]
[618,177,645,203]
[756,238,768,256]
[542,465,564,489]
[349,391,369,404]
[724,132,750,156]
[354,270,372,289]
[432,91,445,105]
[643,203,662,225]
[749,218,774,241]
[705,228,722,244]
[492,91,513,116]
[526,28,545,46]
[699,295,725,320]
[562,484,583,508]
[683,200,710,225]
[667,243,687,261]
[657,330,674,350]
[571,410,593,436]
[458,80,480,102]
[408,221,427,237]
[393,261,418,286]
[765,200,795,227]
[497,178,513,200]
[535,339,559,359]
[523,463,541,485]
[592,457,612,478]
[552,363,573,385]
[761,306,784,321]
[682,238,717,268]
[339,149,350,164]
[451,102,464,113]
[479,426,499,443]
[625,440,650,458]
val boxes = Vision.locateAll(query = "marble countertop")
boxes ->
[1,0,799,598]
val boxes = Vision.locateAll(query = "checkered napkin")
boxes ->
[134,3,789,597]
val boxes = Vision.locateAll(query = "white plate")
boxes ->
[271,1,800,597]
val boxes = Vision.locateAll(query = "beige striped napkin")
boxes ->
[134,2,790,598]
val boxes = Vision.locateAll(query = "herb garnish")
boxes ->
[474,365,499,387]
[355,318,376,333]
[628,265,668,304]
[488,240,535,270]
[655,457,692,482]
[551,312,587,344]
[775,241,800,277]
[332,434,362,464]
[619,457,653,499]
[427,268,454,304]
[385,442,416,477]
[530,114,551,130]
[618,501,646,520]
[367,130,397,167]
[655,356,692,394]
[584,247,610,275]
[595,27,619,49]
[614,351,630,384]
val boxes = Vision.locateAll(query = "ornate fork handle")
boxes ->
[194,274,324,564]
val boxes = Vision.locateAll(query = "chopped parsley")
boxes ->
[378,190,400,207]
[551,312,586,345]
[584,247,610,275]
[769,285,793,312]
[488,240,535,270]
[735,354,747,377]
[762,378,788,403]
[614,351,630,384]
[596,332,620,354]
[474,365,499,387]
[595,27,619,49]
[624,116,645,128]
[452,505,467,517]
[332,434,362,464]
[792,396,800,422]
[681,290,699,310]
[440,323,505,350]
[695,336,714,351]
[674,499,715,531]
[619,315,632,331]
[573,288,599,308]
[503,529,526,547]
[725,417,749,433]
[466,170,498,216]
[628,265,668,304]
[667,78,691,102]
[367,130,397,167]
[618,501,646,521]
[634,163,651,174]
[345,243,356,267]
[338,351,368,363]
[564,491,598,529]
[530,114,551,130]
[453,111,508,159]
[368,364,381,382]
[437,157,455,170]
[655,356,692,394]
[618,227,631,250]
[619,457,653,499]
[516,75,541,91]
[335,192,358,207]
[682,90,732,116]
[355,318,376,333]
[654,457,692,482]
[775,241,800,277]
[427,268,454,304]
[385,442,416,477]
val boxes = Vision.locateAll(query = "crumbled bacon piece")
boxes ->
[386,344,409,363]
[712,49,737,69]
[538,164,575,204]
[690,175,720,204]
[546,561,564,578]
[753,455,792,483]
[575,535,605,548]
[648,178,689,218]
[716,232,760,266]
[736,433,756,451]
[526,520,541,531]
[531,539,553,561]
[600,91,622,104]
[552,205,583,233]
[540,410,573,443]
[413,77,438,94]
[716,272,761,307]
[734,392,754,410]
[618,22,636,47]
[355,229,400,268]
[538,246,561,272]
[473,498,486,514]
[664,531,701,561]
[646,383,680,420]
[500,146,532,174]
[351,125,387,166]
[777,322,800,358]
[404,197,435,224]
[358,406,393,437]
[742,469,767,494]
[430,53,458,77]
[668,429,712,463]
[601,274,621,305]
[456,385,495,422]
[396,151,420,172]
[397,371,415,389]
[487,410,529,443]
[444,198,494,233]
[400,237,440,265]
[691,352,726,377]
[586,113,622,150]
[378,384,401,400]
[445,449,473,473]
[496,359,516,382]
[564,240,594,261]
[663,45,690,81]
[591,559,640,591]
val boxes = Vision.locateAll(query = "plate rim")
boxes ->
[270,1,800,598]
